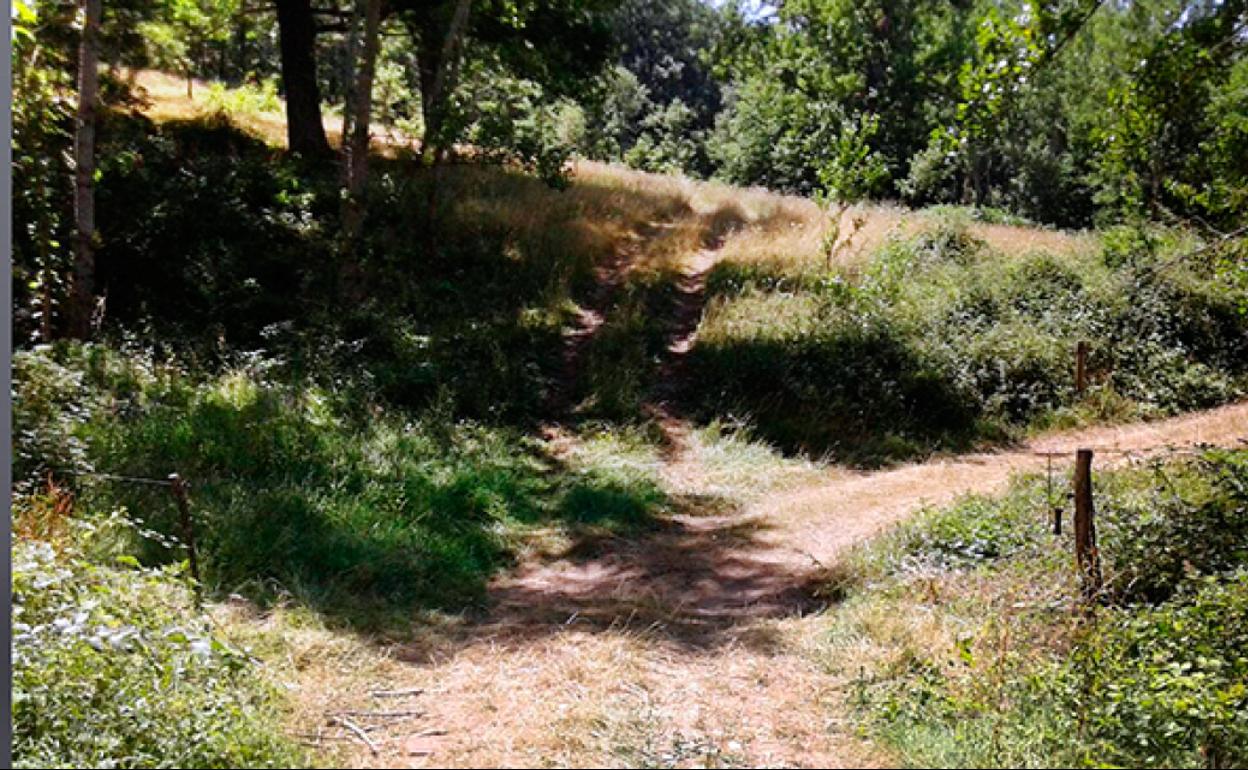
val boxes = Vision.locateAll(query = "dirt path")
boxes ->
[334,401,1248,769]
[317,215,1248,767]
[747,402,1248,575]
[544,224,645,418]
[645,242,720,483]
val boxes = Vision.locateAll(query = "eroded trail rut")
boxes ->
[352,235,1248,768]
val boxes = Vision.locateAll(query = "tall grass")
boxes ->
[87,114,747,424]
[84,107,1165,454]
[824,449,1248,768]
[14,344,673,630]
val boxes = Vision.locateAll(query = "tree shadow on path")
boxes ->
[477,496,831,653]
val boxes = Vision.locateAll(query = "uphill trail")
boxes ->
[336,224,1248,768]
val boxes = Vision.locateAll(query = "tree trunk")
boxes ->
[68,0,102,340]
[418,0,472,166]
[234,17,249,83]
[415,0,472,244]
[339,1,360,153]
[342,0,382,248]
[275,0,331,156]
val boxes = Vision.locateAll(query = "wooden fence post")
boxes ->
[1048,454,1062,535]
[1075,340,1089,395]
[1073,449,1102,603]
[168,473,201,592]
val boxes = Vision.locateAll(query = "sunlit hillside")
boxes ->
[14,14,1247,762]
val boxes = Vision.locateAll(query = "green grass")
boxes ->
[15,95,1248,768]
[14,343,674,631]
[578,267,689,420]
[692,215,1248,465]
[824,449,1248,768]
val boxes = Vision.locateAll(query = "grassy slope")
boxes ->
[695,213,1245,464]
[15,73,1248,767]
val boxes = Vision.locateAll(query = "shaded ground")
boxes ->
[496,402,1248,648]
[298,400,1248,769]
[300,220,1248,767]
[315,402,1244,769]
[545,220,652,418]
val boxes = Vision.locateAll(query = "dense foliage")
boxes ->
[13,0,1247,339]
[708,0,1248,229]
[12,511,303,768]
[581,0,725,176]
[693,214,1248,463]
[833,449,1248,767]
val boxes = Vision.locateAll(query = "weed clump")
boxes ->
[12,511,303,768]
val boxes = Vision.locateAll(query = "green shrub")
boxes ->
[1071,574,1248,768]
[202,79,283,116]
[693,221,1248,464]
[13,524,302,768]
[888,487,1049,572]
[1100,450,1248,604]
[835,450,1248,768]
[13,347,96,493]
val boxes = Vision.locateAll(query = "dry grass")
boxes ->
[123,72,1095,286]
[223,603,882,769]
[12,477,78,550]
[212,600,443,767]
[659,421,829,502]
[123,69,292,147]
[698,192,1096,281]
[124,68,411,153]
[565,162,807,279]
[124,65,786,236]
[188,397,1248,769]
[971,220,1099,257]
[227,400,1248,768]
[819,561,1083,734]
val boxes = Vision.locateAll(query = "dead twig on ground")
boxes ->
[332,715,380,755]
[369,687,425,698]
[333,709,425,720]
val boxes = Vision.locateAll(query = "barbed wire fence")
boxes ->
[31,467,202,600]
[1028,440,1245,606]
